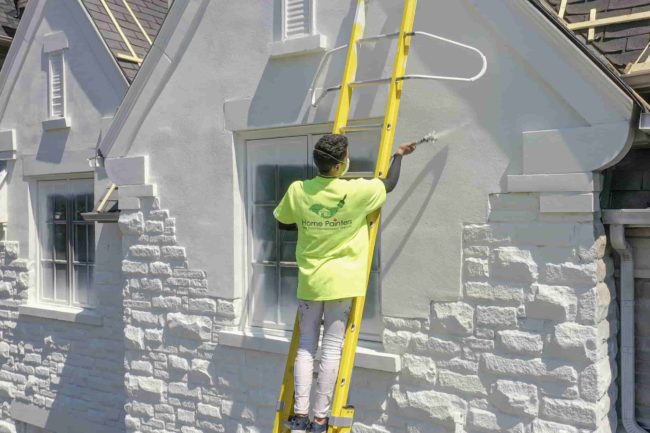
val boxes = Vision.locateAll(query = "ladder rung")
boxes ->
[340,123,383,133]
[349,77,391,88]
[357,31,401,44]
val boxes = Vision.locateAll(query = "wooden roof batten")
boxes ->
[98,0,152,65]
[550,1,650,77]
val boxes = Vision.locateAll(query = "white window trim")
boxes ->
[228,124,400,371]
[269,0,327,58]
[28,176,96,311]
[43,49,70,130]
[217,327,401,372]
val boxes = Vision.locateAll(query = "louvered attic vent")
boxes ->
[284,0,311,39]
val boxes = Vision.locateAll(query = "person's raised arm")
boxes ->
[382,141,417,193]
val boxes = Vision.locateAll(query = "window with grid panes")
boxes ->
[37,179,94,307]
[245,133,382,340]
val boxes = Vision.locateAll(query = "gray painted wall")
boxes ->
[0,0,129,431]
[105,0,632,317]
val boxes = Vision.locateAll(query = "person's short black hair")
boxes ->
[313,134,348,174]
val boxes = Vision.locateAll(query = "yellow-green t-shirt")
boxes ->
[273,177,387,301]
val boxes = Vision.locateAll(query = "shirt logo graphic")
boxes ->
[309,194,347,219]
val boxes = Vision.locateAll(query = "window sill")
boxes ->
[268,34,328,58]
[18,304,102,326]
[42,117,71,131]
[217,328,401,373]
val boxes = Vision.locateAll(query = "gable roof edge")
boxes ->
[0,0,47,124]
[75,0,130,87]
[98,0,210,159]
[527,0,648,114]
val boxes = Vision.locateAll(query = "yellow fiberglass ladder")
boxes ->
[273,1,487,432]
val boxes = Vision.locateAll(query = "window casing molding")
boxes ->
[35,177,95,308]
[43,48,71,130]
[234,127,383,341]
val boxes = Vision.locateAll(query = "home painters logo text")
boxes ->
[303,195,352,228]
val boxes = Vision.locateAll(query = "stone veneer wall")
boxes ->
[0,238,126,433]
[120,192,617,433]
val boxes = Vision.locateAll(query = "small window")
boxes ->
[245,133,382,340]
[37,178,94,307]
[48,51,65,119]
[283,0,313,40]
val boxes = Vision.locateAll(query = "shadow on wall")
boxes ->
[382,145,448,277]
[0,222,127,433]
[247,1,360,128]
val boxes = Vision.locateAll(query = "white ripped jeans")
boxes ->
[294,299,352,418]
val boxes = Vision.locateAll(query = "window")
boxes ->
[48,51,65,119]
[283,0,313,40]
[37,178,94,307]
[245,133,382,339]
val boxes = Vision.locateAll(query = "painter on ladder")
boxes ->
[273,133,418,433]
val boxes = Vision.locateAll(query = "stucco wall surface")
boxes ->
[0,0,129,432]
[105,0,632,317]
[1,0,127,255]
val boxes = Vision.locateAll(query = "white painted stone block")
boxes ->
[540,193,597,213]
[431,302,474,335]
[490,380,539,417]
[105,155,148,186]
[507,173,599,193]
[43,31,69,53]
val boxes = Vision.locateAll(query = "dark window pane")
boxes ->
[74,265,88,305]
[279,165,308,199]
[74,224,87,263]
[371,237,380,270]
[50,194,66,221]
[250,264,278,327]
[280,241,297,263]
[279,266,298,327]
[253,206,276,262]
[361,271,382,339]
[41,262,54,301]
[88,225,95,263]
[55,263,68,303]
[41,224,53,260]
[54,224,66,261]
[75,193,92,220]
[254,165,277,203]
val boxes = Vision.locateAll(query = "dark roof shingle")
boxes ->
[81,0,170,82]
[0,0,21,41]
[545,0,650,72]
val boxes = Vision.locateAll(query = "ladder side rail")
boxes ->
[273,314,302,433]
[332,0,367,133]
[328,1,419,431]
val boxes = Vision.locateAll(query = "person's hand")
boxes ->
[396,141,417,156]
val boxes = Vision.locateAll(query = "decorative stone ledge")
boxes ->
[268,34,327,58]
[0,129,15,160]
[42,117,71,131]
[18,304,103,326]
[218,328,401,373]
